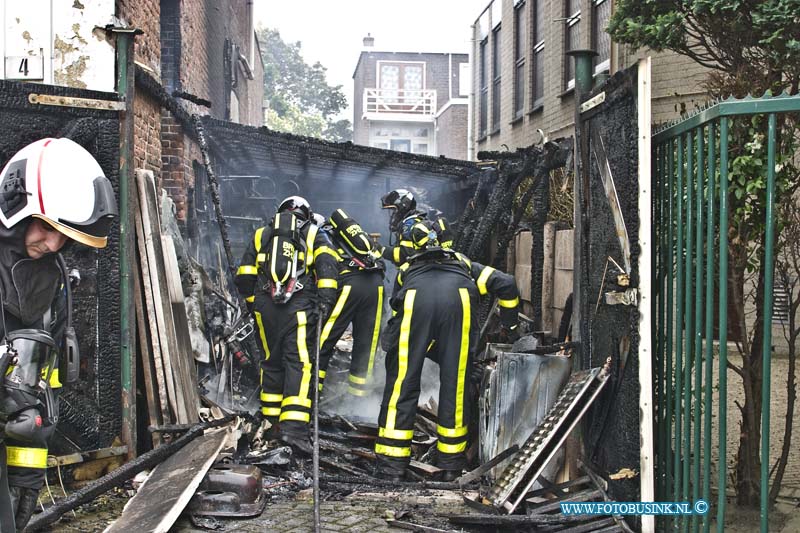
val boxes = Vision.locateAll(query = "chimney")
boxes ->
[363,33,374,48]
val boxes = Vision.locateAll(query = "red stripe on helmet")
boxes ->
[37,139,53,214]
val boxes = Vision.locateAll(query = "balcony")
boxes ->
[362,88,437,122]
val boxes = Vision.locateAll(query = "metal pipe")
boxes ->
[717,117,730,533]
[702,121,716,533]
[113,27,141,460]
[692,127,705,533]
[655,144,665,501]
[566,50,598,96]
[760,113,778,533]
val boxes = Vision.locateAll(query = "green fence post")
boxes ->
[717,117,730,533]
[657,144,666,502]
[674,134,686,528]
[683,129,696,532]
[760,113,778,533]
[666,137,675,517]
[692,128,706,533]
[702,121,717,533]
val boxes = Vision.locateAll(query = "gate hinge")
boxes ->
[28,93,125,111]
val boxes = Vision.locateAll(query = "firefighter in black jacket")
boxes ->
[375,220,520,481]
[379,188,454,266]
[0,138,117,532]
[316,209,385,397]
[234,196,339,453]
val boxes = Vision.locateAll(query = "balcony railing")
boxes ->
[363,88,437,117]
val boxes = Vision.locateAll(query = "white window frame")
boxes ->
[376,60,427,91]
[565,1,581,91]
[592,0,611,75]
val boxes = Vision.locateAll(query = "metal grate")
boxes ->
[488,364,611,513]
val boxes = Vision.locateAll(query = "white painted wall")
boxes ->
[2,0,116,92]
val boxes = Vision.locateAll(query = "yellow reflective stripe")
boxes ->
[393,247,401,263]
[416,235,429,246]
[347,387,368,397]
[237,265,258,276]
[282,395,312,408]
[387,289,415,432]
[400,240,413,247]
[441,240,453,249]
[439,220,446,231]
[256,253,266,264]
[260,392,283,403]
[375,443,411,458]
[476,266,495,295]
[455,252,471,268]
[379,427,414,440]
[254,311,271,361]
[437,425,468,438]
[456,287,471,428]
[47,367,61,389]
[315,246,341,261]
[245,295,255,303]
[319,286,351,348]
[319,370,327,379]
[498,297,520,308]
[261,407,281,416]
[254,227,265,252]
[437,441,467,454]
[296,311,312,402]
[426,339,436,352]
[367,285,384,377]
[348,374,367,385]
[306,224,318,267]
[270,215,282,283]
[280,411,311,423]
[317,278,338,289]
[6,446,47,468]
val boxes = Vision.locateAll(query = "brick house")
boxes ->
[470,0,710,153]
[2,0,264,230]
[353,39,470,160]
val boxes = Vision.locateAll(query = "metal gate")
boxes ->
[651,93,800,532]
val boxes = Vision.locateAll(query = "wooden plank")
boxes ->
[103,428,228,533]
[133,179,172,425]
[136,171,186,424]
[133,249,162,447]
[162,235,201,419]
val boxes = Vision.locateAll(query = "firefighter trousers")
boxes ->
[318,270,384,396]
[253,292,319,439]
[375,270,478,476]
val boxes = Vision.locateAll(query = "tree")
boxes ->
[257,28,353,142]
[609,0,800,507]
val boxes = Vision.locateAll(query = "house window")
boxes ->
[592,0,611,74]
[491,25,502,132]
[479,38,489,137]
[531,0,545,109]
[459,63,470,97]
[413,143,429,155]
[378,61,425,103]
[513,1,526,119]
[564,0,581,90]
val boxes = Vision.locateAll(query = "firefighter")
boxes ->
[0,137,117,531]
[316,209,385,397]
[234,196,339,454]
[379,189,454,266]
[375,220,520,482]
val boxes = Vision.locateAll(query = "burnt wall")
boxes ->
[0,80,122,451]
[579,68,641,503]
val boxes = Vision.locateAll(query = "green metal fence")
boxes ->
[651,93,800,533]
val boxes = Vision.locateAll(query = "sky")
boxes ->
[254,0,489,121]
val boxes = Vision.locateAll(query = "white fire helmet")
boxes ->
[0,138,117,248]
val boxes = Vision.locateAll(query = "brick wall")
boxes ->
[118,0,163,177]
[435,103,468,160]
[471,0,712,155]
[160,0,181,91]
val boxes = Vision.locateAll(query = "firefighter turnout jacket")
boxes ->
[235,214,339,438]
[381,212,454,266]
[317,210,385,396]
[375,248,519,476]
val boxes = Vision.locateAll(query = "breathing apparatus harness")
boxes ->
[258,212,309,304]
[0,253,78,446]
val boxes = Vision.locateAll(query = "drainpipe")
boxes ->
[467,24,476,161]
[566,49,597,371]
[112,26,142,460]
